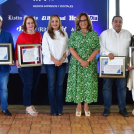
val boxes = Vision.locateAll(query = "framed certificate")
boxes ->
[17,44,42,67]
[0,43,13,64]
[129,46,134,68]
[99,56,126,78]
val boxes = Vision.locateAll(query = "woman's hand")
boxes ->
[16,60,21,68]
[80,60,89,67]
[40,45,42,50]
[9,60,15,66]
[54,59,62,66]
[59,59,64,65]
[51,54,62,66]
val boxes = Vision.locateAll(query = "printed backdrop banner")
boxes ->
[0,0,108,73]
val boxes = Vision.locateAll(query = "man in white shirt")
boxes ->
[100,16,132,117]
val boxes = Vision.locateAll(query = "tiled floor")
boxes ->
[0,105,134,134]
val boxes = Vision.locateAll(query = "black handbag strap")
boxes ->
[131,35,134,46]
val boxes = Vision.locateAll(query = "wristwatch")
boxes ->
[62,57,66,61]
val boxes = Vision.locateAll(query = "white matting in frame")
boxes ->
[99,56,126,78]
[0,43,13,65]
[17,44,42,67]
[129,46,134,68]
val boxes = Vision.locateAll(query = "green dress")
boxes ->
[66,30,100,103]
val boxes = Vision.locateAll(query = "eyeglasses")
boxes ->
[79,19,87,23]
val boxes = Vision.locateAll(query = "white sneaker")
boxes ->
[132,109,134,115]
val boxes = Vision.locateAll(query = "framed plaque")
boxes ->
[99,56,126,78]
[129,46,134,68]
[17,44,42,67]
[0,43,13,64]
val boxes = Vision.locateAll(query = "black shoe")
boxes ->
[119,108,129,117]
[2,109,12,116]
[58,113,62,116]
[103,109,110,116]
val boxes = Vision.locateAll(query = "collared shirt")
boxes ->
[100,28,132,56]
[42,30,69,64]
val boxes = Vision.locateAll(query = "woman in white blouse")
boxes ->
[42,14,69,115]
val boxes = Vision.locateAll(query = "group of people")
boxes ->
[0,12,132,117]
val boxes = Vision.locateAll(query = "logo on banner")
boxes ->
[71,27,75,31]
[89,15,98,21]
[42,16,66,20]
[16,26,22,32]
[38,26,67,32]
[62,26,67,32]
[69,15,76,21]
[38,27,48,32]
[8,15,38,20]
[69,15,98,21]
[0,0,7,5]
[42,16,50,20]
[8,15,22,20]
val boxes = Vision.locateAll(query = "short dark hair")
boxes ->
[112,16,123,22]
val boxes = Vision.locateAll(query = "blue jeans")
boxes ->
[18,66,41,107]
[102,71,128,110]
[0,71,9,111]
[45,63,66,115]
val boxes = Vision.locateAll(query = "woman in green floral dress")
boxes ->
[66,12,100,116]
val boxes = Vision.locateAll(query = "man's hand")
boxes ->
[108,53,114,60]
[127,65,133,70]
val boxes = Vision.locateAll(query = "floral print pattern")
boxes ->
[66,30,100,103]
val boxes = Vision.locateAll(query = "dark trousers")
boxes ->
[0,71,9,111]
[45,63,66,115]
[18,66,41,107]
[102,71,128,110]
